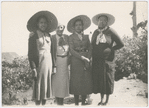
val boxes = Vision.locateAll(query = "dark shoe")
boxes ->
[102,102,107,106]
[98,102,102,106]
[82,103,88,105]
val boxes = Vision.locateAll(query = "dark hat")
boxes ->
[27,11,58,33]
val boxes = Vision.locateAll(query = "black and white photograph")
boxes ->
[1,1,148,107]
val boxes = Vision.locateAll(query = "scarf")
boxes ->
[58,35,66,46]
[58,35,67,52]
[96,26,108,45]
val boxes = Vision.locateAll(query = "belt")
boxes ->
[57,55,68,57]
[75,49,89,52]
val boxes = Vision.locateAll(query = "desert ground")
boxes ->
[3,78,148,107]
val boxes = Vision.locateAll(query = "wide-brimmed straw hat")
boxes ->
[27,11,58,33]
[67,15,91,33]
[92,13,115,26]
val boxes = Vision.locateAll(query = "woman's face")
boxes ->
[37,18,48,32]
[74,21,83,33]
[98,16,108,29]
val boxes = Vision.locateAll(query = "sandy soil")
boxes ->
[3,79,148,107]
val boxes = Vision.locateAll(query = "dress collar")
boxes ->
[37,30,48,38]
[75,32,84,36]
[97,26,108,33]
[56,34,64,39]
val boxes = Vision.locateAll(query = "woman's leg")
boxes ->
[81,95,87,105]
[74,95,79,105]
[56,97,59,105]
[103,94,109,105]
[35,100,41,105]
[59,98,64,105]
[98,93,104,105]
[42,99,46,105]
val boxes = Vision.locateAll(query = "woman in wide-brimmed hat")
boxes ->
[91,13,124,105]
[68,15,92,105]
[27,11,58,105]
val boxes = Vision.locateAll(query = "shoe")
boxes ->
[102,102,107,106]
[82,103,88,105]
[98,102,102,106]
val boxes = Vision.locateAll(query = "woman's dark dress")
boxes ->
[92,39,114,94]
[69,33,92,95]
[92,27,124,94]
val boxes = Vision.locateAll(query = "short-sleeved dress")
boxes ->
[32,30,53,100]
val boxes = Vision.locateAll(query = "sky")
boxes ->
[1,1,148,56]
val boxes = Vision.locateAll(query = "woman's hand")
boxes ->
[32,69,37,79]
[52,67,56,74]
[29,32,35,37]
[81,56,90,62]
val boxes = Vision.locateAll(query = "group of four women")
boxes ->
[27,11,124,106]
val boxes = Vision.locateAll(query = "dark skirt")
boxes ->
[92,57,115,94]
[70,52,92,95]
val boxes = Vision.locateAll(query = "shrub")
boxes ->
[115,30,147,83]
[2,57,33,105]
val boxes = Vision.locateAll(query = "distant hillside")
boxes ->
[2,52,19,63]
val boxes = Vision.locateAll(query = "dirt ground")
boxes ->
[3,78,148,107]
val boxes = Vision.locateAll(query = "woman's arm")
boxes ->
[87,35,92,59]
[50,35,56,68]
[28,36,36,69]
[111,29,124,50]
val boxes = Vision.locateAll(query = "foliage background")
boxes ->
[115,30,147,83]
[2,29,148,105]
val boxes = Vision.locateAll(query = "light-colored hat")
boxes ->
[67,15,91,33]
[27,11,58,33]
[92,13,115,26]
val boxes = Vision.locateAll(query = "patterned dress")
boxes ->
[32,30,53,100]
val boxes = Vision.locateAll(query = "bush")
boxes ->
[115,30,147,83]
[2,57,33,105]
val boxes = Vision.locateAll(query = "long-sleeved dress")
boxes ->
[91,27,124,94]
[28,30,53,100]
[51,34,69,98]
[69,33,92,95]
